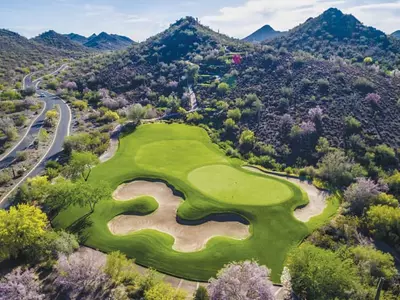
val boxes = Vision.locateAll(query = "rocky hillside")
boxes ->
[32,30,89,52]
[269,8,400,70]
[243,25,285,42]
[0,29,77,86]
[196,47,400,162]
[392,30,400,39]
[82,32,134,51]
[74,17,252,93]
[64,33,88,44]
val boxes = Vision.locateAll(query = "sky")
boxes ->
[1,0,400,41]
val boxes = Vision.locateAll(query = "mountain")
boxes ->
[82,17,252,92]
[0,29,77,86]
[269,8,400,69]
[392,30,400,38]
[243,25,285,42]
[64,33,88,44]
[32,30,89,52]
[82,32,134,51]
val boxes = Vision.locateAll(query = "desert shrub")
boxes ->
[16,151,27,162]
[239,130,255,152]
[364,57,373,64]
[186,111,203,124]
[365,93,381,106]
[372,193,399,208]
[344,116,361,134]
[288,243,358,300]
[279,98,289,111]
[318,150,355,187]
[367,205,400,251]
[386,171,400,196]
[354,77,375,93]
[217,82,229,95]
[0,171,11,186]
[374,144,397,169]
[344,177,387,215]
[281,87,293,98]
[227,108,241,121]
[72,100,88,111]
[194,286,209,300]
[317,79,329,94]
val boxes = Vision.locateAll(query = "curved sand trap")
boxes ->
[108,181,250,252]
[243,166,328,222]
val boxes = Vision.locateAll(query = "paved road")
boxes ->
[0,68,71,208]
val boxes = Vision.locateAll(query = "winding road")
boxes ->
[0,66,72,208]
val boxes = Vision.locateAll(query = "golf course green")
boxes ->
[54,123,338,282]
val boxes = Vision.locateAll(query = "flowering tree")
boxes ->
[300,121,316,135]
[65,81,77,90]
[365,93,381,106]
[308,106,323,122]
[344,177,387,215]
[207,261,274,300]
[0,268,44,300]
[54,253,110,299]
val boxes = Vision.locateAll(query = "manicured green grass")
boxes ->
[188,165,293,206]
[54,123,337,282]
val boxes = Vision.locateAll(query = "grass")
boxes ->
[54,123,338,282]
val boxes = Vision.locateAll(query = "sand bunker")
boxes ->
[108,181,250,252]
[243,166,328,222]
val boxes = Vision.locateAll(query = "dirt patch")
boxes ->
[243,166,328,222]
[108,181,250,252]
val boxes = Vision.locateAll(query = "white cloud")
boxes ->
[201,0,400,38]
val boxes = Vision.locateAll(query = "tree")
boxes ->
[104,251,138,286]
[315,137,330,154]
[64,151,99,181]
[0,205,48,260]
[374,144,397,169]
[0,117,17,141]
[0,268,45,300]
[308,106,323,122]
[74,181,111,212]
[386,171,400,196]
[45,178,76,215]
[127,103,147,124]
[44,109,58,127]
[367,205,400,251]
[207,261,274,300]
[344,116,361,135]
[346,246,397,284]
[343,178,387,215]
[217,82,229,95]
[145,282,187,300]
[55,252,111,299]
[52,231,79,256]
[287,243,357,300]
[227,108,241,121]
[194,286,210,300]
[239,130,255,152]
[317,150,354,187]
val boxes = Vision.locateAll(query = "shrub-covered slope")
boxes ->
[0,29,79,86]
[32,30,90,52]
[269,8,400,70]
